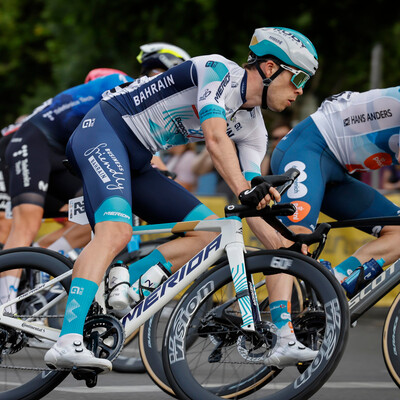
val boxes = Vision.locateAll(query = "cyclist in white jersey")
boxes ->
[45,27,319,372]
[271,87,400,284]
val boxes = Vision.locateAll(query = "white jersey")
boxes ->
[102,54,268,180]
[311,87,400,172]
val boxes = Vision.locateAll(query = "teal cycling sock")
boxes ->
[270,300,292,330]
[60,277,98,337]
[335,256,361,278]
[128,249,168,285]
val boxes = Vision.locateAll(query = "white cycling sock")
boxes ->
[46,236,73,255]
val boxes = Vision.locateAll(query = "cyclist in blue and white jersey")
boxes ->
[3,70,133,252]
[271,87,400,283]
[0,71,133,317]
[0,44,191,308]
[45,27,320,372]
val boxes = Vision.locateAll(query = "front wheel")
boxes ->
[162,249,349,400]
[382,292,400,388]
[0,247,73,400]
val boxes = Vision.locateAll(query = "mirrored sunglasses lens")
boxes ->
[291,72,309,88]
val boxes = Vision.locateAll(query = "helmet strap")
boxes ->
[255,61,284,110]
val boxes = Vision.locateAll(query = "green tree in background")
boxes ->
[0,0,399,128]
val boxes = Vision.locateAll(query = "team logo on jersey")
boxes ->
[199,88,211,101]
[82,118,96,128]
[363,152,392,170]
[12,144,28,158]
[84,143,125,191]
[288,201,311,223]
[343,109,392,127]
[284,161,308,199]
[38,181,48,192]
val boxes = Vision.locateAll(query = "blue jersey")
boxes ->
[24,73,133,150]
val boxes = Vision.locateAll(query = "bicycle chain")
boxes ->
[0,364,69,372]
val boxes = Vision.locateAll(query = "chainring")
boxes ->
[0,326,27,356]
[83,314,125,362]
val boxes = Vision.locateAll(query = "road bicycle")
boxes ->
[302,215,400,390]
[0,169,349,400]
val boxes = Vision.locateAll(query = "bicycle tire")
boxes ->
[139,262,305,398]
[0,247,73,400]
[112,329,146,373]
[382,291,400,388]
[137,247,263,397]
[162,249,349,400]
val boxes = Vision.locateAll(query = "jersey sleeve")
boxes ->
[193,55,231,124]
[234,110,268,181]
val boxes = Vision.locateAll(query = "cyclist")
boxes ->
[137,42,191,77]
[271,87,400,287]
[0,47,191,313]
[44,27,319,372]
[0,70,133,311]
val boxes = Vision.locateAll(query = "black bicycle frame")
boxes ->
[321,215,400,324]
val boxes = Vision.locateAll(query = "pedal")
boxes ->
[71,366,103,388]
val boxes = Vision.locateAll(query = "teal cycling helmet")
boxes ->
[248,27,318,109]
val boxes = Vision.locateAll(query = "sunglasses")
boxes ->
[280,64,310,89]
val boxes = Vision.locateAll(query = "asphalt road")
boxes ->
[32,307,398,400]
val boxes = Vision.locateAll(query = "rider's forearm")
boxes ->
[246,217,284,249]
[202,118,249,197]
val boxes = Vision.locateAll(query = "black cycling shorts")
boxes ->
[5,121,82,210]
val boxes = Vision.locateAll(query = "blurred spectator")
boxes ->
[381,165,400,191]
[261,121,291,175]
[164,143,198,192]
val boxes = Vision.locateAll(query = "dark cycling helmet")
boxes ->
[248,27,318,109]
[84,68,128,83]
[137,42,190,75]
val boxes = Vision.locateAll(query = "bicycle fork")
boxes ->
[225,243,261,332]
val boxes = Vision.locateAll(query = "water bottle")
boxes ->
[319,259,334,275]
[108,261,130,310]
[129,262,172,304]
[341,258,385,298]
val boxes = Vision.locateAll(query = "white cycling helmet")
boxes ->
[248,27,318,109]
[248,27,318,76]
[137,42,191,75]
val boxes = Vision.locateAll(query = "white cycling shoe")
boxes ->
[44,334,112,373]
[264,338,318,369]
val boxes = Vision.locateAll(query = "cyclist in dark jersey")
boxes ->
[3,72,132,250]
[0,71,133,318]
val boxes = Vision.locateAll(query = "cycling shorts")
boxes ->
[5,121,82,209]
[270,117,400,236]
[0,132,14,211]
[66,101,214,228]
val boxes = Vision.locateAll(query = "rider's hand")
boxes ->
[239,184,281,210]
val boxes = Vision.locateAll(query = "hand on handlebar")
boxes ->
[238,183,281,210]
